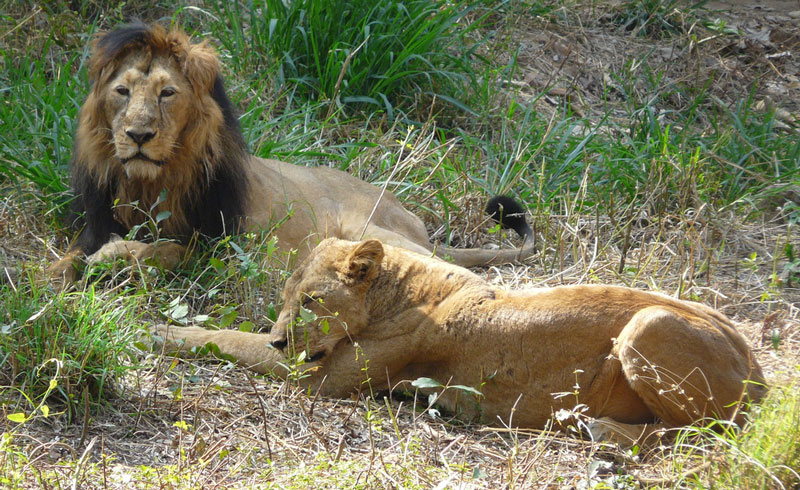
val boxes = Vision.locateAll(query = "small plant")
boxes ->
[410,376,483,420]
[783,243,800,288]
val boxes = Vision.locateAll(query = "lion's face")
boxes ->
[76,24,225,189]
[270,239,384,364]
[104,51,193,180]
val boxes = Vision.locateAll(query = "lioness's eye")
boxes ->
[159,87,176,98]
[115,86,129,96]
[301,293,322,307]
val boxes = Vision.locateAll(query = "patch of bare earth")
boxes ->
[506,0,800,128]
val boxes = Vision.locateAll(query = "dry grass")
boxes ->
[1,1,799,489]
[2,174,798,489]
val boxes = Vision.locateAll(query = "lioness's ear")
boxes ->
[342,240,384,284]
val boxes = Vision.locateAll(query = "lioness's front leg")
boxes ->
[152,324,284,375]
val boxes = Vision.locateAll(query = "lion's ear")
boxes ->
[343,240,384,284]
[182,41,220,96]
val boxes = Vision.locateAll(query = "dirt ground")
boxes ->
[510,0,800,126]
[4,2,800,488]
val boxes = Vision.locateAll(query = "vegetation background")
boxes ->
[0,0,798,488]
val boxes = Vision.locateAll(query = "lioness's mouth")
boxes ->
[121,152,165,167]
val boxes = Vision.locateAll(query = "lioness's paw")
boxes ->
[150,323,184,351]
[587,417,666,447]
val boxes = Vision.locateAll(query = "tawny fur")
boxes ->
[48,23,530,283]
[156,238,766,438]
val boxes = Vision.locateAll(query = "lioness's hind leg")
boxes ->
[616,306,761,427]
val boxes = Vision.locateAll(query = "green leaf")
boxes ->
[155,210,172,223]
[239,321,254,332]
[266,303,278,322]
[450,384,483,397]
[170,304,189,321]
[320,319,330,335]
[219,310,238,328]
[209,257,225,273]
[298,306,317,323]
[7,413,27,423]
[412,377,443,389]
[153,188,167,209]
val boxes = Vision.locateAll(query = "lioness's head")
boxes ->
[77,23,228,182]
[270,239,385,364]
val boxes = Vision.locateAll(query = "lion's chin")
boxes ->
[123,159,163,181]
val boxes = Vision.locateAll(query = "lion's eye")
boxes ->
[159,87,176,98]
[115,86,129,96]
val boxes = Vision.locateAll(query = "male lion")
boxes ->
[48,23,531,282]
[156,238,766,443]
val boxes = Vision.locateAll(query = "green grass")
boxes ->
[0,35,83,198]
[1,273,144,415]
[199,0,489,120]
[663,383,800,489]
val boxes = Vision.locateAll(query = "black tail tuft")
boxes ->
[485,195,533,240]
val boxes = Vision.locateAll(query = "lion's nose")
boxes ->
[125,129,156,145]
[270,337,287,350]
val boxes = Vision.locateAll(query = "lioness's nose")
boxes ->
[270,337,287,350]
[125,129,156,145]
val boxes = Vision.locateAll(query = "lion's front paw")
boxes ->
[86,239,151,266]
[87,240,185,270]
[46,251,82,286]
[150,324,211,353]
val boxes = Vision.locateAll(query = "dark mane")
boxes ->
[185,75,249,239]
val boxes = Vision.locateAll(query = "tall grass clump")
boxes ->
[719,382,800,488]
[208,0,486,118]
[0,37,85,199]
[671,384,800,489]
[0,276,144,416]
[608,0,710,38]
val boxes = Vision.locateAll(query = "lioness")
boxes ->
[156,238,766,441]
[47,23,531,282]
